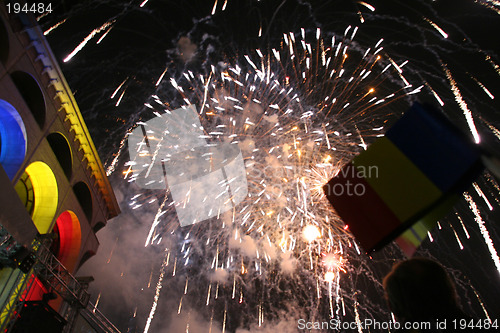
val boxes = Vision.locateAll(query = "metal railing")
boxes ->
[35,244,90,309]
[0,235,121,332]
[79,302,122,333]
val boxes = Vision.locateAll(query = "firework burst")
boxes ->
[121,26,416,331]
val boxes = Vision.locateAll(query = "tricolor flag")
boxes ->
[323,102,483,256]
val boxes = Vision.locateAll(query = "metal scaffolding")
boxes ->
[0,233,121,333]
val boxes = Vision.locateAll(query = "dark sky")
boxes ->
[43,0,500,156]
[37,1,500,332]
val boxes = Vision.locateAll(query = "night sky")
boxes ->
[34,1,500,332]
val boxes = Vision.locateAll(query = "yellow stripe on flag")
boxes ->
[353,137,442,222]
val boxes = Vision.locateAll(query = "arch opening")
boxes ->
[10,71,46,128]
[73,182,93,222]
[0,17,8,64]
[47,132,73,179]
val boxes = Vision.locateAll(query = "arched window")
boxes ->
[10,71,46,128]
[0,17,8,64]
[15,161,58,233]
[47,132,73,179]
[73,182,93,222]
[14,172,34,215]
[0,99,27,179]
[50,211,82,273]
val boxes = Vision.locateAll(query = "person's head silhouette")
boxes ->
[383,257,466,323]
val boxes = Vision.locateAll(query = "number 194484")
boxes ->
[6,3,52,14]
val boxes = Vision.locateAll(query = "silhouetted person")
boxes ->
[383,257,470,332]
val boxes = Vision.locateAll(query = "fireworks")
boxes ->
[114,26,415,331]
[41,1,500,332]
[124,27,422,331]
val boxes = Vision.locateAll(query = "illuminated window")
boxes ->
[0,99,27,179]
[14,172,34,215]
[15,162,58,233]
[50,211,81,272]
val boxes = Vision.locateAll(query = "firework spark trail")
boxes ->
[423,82,445,106]
[63,20,116,62]
[473,182,494,211]
[115,89,126,107]
[43,18,67,35]
[443,64,481,144]
[143,251,169,333]
[357,1,375,12]
[478,0,500,14]
[145,195,169,247]
[111,77,129,99]
[483,55,500,78]
[449,223,464,250]
[485,0,500,6]
[455,212,471,239]
[106,237,119,264]
[97,25,114,44]
[106,132,130,176]
[483,120,500,141]
[155,67,169,87]
[423,17,448,39]
[472,287,491,321]
[93,292,101,313]
[469,75,495,99]
[211,0,219,15]
[483,173,500,207]
[354,300,363,333]
[464,193,500,276]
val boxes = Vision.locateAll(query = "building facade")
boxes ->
[0,4,120,332]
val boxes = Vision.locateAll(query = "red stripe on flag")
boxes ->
[323,162,402,252]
